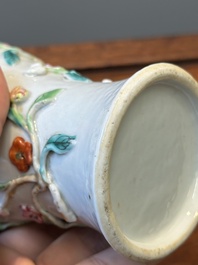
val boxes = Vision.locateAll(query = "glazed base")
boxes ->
[110,82,198,249]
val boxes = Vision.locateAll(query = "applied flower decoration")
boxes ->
[20,204,43,223]
[9,137,32,172]
[10,86,29,103]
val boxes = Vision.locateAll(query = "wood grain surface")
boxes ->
[23,35,198,265]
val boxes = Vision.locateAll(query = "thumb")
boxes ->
[0,68,9,135]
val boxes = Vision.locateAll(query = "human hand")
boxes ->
[0,224,142,265]
[0,68,9,135]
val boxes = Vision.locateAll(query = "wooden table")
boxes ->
[24,35,198,265]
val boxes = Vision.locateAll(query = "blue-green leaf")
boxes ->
[3,50,20,66]
[39,134,76,183]
[64,70,91,82]
[45,134,76,154]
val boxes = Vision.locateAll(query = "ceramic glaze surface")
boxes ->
[110,83,198,246]
[1,43,198,262]
[0,42,128,230]
[94,66,198,261]
[35,80,126,228]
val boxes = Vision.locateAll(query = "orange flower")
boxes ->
[9,137,32,172]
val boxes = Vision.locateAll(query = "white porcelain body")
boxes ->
[0,44,198,262]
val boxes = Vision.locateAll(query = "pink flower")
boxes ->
[20,204,43,223]
[10,86,29,103]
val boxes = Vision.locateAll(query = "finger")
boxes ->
[77,247,142,265]
[37,227,109,265]
[0,223,63,260]
[0,244,35,265]
[0,68,9,135]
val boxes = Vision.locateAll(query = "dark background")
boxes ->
[0,0,197,46]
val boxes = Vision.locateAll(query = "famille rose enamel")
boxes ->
[1,42,198,262]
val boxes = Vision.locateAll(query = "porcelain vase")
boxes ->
[0,43,198,262]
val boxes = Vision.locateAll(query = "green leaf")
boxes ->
[27,89,63,134]
[3,50,20,65]
[0,183,9,191]
[34,89,63,104]
[8,107,26,128]
[46,134,76,154]
[48,66,67,75]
